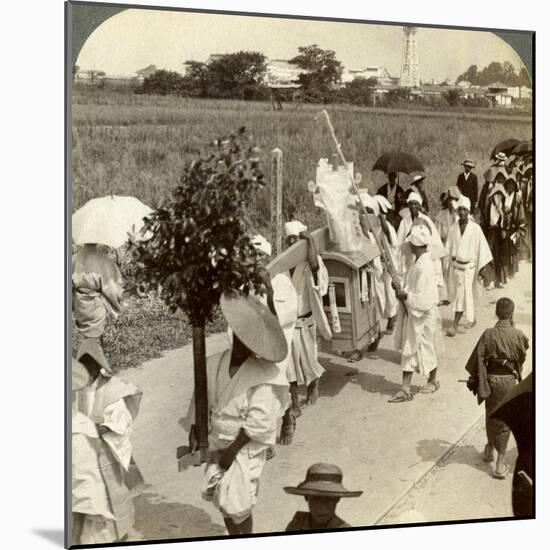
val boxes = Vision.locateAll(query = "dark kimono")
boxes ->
[286,511,350,532]
[465,319,529,453]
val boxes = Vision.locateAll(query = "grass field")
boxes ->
[71,89,532,369]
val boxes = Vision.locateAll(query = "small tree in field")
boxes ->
[130,128,268,460]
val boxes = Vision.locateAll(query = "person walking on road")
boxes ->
[390,225,442,402]
[465,297,530,479]
[285,221,332,409]
[377,172,405,230]
[456,159,479,213]
[284,463,362,531]
[445,196,493,336]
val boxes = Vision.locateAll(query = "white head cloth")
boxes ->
[358,190,379,216]
[456,195,471,211]
[374,195,392,214]
[407,191,423,205]
[406,224,431,246]
[251,234,272,256]
[284,220,308,238]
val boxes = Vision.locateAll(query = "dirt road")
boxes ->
[120,262,532,541]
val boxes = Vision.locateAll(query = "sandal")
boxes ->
[388,389,414,403]
[347,350,363,363]
[420,381,440,394]
[494,463,510,480]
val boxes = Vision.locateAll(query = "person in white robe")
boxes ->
[72,342,143,545]
[251,234,299,445]
[285,221,332,407]
[445,196,493,336]
[187,292,289,535]
[397,192,447,301]
[435,186,461,304]
[374,195,400,334]
[390,225,442,402]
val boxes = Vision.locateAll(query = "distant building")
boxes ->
[265,59,303,86]
[486,82,513,107]
[206,54,225,65]
[341,66,397,86]
[135,64,158,81]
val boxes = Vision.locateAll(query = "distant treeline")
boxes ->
[456,62,532,87]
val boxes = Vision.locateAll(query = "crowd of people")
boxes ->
[70,150,532,543]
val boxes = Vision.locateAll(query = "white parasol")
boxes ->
[72,195,153,248]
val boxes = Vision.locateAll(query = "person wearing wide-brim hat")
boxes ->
[457,159,479,212]
[186,290,290,536]
[485,183,508,288]
[493,151,508,167]
[502,177,526,279]
[73,339,144,544]
[404,174,430,213]
[284,463,362,531]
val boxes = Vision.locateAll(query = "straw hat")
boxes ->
[72,358,91,391]
[488,183,507,200]
[411,174,426,186]
[495,152,507,162]
[461,159,475,168]
[77,338,113,376]
[284,463,363,498]
[220,291,288,363]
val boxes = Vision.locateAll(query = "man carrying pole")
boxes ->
[186,291,290,535]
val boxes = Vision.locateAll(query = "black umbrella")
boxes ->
[491,139,521,160]
[511,140,533,156]
[372,151,425,174]
[490,373,533,517]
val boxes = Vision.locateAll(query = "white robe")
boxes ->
[192,350,289,523]
[394,253,441,376]
[445,220,493,323]
[396,212,447,290]
[288,257,331,385]
[377,222,399,319]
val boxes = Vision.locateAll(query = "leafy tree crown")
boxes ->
[130,128,268,325]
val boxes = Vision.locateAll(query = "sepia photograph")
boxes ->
[66,1,534,547]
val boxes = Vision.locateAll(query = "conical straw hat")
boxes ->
[220,291,288,363]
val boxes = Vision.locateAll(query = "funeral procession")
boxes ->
[69,15,533,545]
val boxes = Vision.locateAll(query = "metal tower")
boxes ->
[400,27,420,88]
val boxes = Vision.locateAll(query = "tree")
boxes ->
[182,61,209,97]
[206,51,267,99]
[141,70,185,96]
[129,128,268,460]
[73,64,80,79]
[290,44,343,103]
[519,67,532,88]
[444,89,461,107]
[456,64,478,84]
[339,77,377,106]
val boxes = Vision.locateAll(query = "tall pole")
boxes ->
[271,148,283,256]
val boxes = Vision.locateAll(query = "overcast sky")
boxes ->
[76,9,525,82]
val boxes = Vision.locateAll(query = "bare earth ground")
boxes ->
[120,263,532,541]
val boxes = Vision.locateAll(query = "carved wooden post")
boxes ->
[271,148,283,256]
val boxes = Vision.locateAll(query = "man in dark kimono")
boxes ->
[457,159,479,213]
[377,172,405,230]
[284,463,362,531]
[465,297,529,480]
